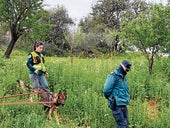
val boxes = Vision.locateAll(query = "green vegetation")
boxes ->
[1,1,169,60]
[0,0,169,127]
[0,51,169,128]
[121,4,170,75]
[0,0,50,58]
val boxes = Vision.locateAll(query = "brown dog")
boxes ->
[17,80,67,124]
[39,89,67,124]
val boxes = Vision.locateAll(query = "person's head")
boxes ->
[33,41,44,53]
[120,60,132,73]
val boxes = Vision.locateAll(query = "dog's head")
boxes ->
[53,90,67,106]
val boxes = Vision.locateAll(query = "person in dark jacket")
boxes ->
[26,41,49,92]
[103,60,132,128]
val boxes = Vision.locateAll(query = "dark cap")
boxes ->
[122,60,131,70]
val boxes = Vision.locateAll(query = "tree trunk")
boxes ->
[148,54,154,75]
[70,46,73,64]
[113,44,117,60]
[4,36,18,58]
[113,35,119,59]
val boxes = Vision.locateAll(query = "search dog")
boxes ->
[39,89,67,124]
[17,80,67,125]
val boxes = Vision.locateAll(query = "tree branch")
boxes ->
[15,6,28,26]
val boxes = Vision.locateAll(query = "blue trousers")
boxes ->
[110,104,128,128]
[29,74,49,91]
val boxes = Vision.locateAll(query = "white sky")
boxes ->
[43,0,168,25]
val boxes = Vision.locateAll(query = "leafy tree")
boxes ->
[28,9,52,41]
[79,0,149,55]
[121,4,170,75]
[17,9,52,51]
[71,28,105,58]
[0,0,44,58]
[103,29,119,58]
[80,0,131,33]
[46,5,74,56]
[124,0,151,21]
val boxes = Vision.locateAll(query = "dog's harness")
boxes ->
[39,91,56,108]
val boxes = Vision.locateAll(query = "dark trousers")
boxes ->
[110,104,128,128]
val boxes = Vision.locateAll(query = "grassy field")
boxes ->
[0,50,169,128]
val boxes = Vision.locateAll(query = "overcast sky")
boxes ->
[43,0,168,24]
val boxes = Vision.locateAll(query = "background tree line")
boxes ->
[0,0,169,74]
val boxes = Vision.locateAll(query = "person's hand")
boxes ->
[34,70,39,75]
[45,72,49,77]
[108,97,116,110]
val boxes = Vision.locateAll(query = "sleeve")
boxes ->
[103,74,116,99]
[26,54,36,72]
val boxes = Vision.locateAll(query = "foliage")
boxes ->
[72,30,102,57]
[0,51,169,127]
[45,5,74,56]
[81,0,130,32]
[16,9,53,51]
[0,1,168,59]
[79,0,150,33]
[0,25,8,49]
[121,4,170,74]
[0,0,43,24]
[78,0,150,55]
[0,0,52,57]
[27,9,53,41]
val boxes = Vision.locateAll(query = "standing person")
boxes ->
[103,60,132,128]
[27,41,49,92]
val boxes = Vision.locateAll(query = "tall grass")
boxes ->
[0,51,169,128]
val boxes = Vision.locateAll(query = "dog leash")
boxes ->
[0,101,54,106]
[0,92,39,100]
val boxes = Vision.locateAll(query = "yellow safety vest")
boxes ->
[30,51,46,72]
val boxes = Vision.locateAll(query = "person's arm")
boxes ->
[103,74,116,99]
[26,54,36,72]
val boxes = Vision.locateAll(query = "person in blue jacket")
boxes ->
[26,41,49,92]
[103,60,131,128]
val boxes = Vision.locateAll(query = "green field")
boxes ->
[0,51,169,128]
